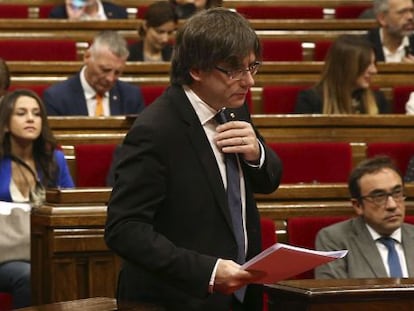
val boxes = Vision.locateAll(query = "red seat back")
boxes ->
[392,85,414,113]
[366,142,414,174]
[287,216,350,279]
[74,144,118,187]
[261,39,303,61]
[140,85,166,106]
[38,4,55,18]
[0,292,12,311]
[0,4,28,18]
[268,142,353,183]
[262,85,309,114]
[0,40,77,61]
[314,40,333,61]
[236,6,323,19]
[335,5,372,19]
[136,5,149,18]
[9,84,49,98]
[260,217,277,250]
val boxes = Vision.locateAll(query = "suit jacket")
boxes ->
[294,88,391,114]
[0,151,74,202]
[43,73,145,116]
[315,216,414,279]
[128,41,174,62]
[104,85,282,311]
[366,28,414,62]
[48,1,128,19]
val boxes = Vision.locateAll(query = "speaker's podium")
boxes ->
[265,278,414,311]
[31,188,118,305]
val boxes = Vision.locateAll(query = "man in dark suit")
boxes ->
[104,8,282,311]
[366,0,414,62]
[43,30,145,116]
[316,156,414,279]
[49,0,127,20]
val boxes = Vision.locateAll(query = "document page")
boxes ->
[242,242,348,284]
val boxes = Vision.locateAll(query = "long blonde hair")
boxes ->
[318,35,378,114]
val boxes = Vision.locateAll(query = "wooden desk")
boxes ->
[31,189,119,305]
[265,278,414,311]
[19,296,163,311]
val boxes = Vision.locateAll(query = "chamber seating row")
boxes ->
[0,1,372,19]
[0,37,357,62]
[8,62,414,114]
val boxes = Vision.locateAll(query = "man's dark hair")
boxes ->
[170,7,261,85]
[349,155,402,200]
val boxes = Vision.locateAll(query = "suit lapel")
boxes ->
[109,86,121,115]
[352,217,388,277]
[402,224,414,276]
[169,86,233,228]
[72,75,89,115]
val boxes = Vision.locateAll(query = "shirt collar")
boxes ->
[366,222,402,243]
[380,28,409,58]
[80,66,108,99]
[183,85,218,126]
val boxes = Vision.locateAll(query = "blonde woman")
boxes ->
[295,34,390,114]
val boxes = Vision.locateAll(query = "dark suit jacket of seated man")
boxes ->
[43,30,145,116]
[49,0,128,19]
[43,73,145,116]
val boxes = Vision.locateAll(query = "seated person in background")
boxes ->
[315,156,414,279]
[128,1,178,62]
[0,58,10,97]
[49,0,127,20]
[43,31,145,116]
[170,0,222,19]
[0,89,74,309]
[366,0,414,62]
[295,35,390,114]
[404,90,414,114]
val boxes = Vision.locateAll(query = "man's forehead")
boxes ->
[359,168,402,192]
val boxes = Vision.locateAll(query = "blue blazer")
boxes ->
[48,1,128,19]
[43,73,145,116]
[0,150,74,202]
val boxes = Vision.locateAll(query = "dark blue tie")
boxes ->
[378,237,403,278]
[214,109,246,301]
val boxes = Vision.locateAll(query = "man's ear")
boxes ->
[351,198,363,216]
[377,12,387,27]
[189,68,202,82]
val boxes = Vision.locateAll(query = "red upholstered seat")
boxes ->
[74,144,118,187]
[261,39,303,61]
[136,5,149,18]
[236,6,323,19]
[392,85,414,113]
[38,4,55,18]
[268,142,353,184]
[287,216,350,279]
[9,84,49,98]
[262,85,309,114]
[0,5,28,18]
[366,142,414,174]
[0,40,77,61]
[335,5,372,19]
[140,85,166,106]
[0,292,12,311]
[314,40,333,61]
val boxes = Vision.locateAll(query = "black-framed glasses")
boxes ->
[360,189,406,207]
[214,61,261,80]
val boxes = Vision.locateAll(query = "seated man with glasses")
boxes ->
[315,155,414,279]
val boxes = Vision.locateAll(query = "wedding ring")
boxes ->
[241,137,246,145]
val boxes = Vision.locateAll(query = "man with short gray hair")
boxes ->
[43,30,145,116]
[367,0,414,62]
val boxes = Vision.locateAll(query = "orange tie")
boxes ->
[95,94,103,116]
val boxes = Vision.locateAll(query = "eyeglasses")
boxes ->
[214,61,261,80]
[360,189,406,207]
